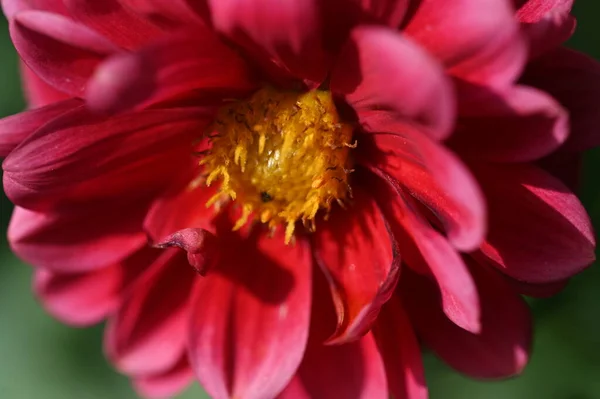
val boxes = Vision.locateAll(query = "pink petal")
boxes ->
[523,47,600,152]
[359,128,485,251]
[473,162,595,283]
[188,228,312,399]
[33,246,157,326]
[3,106,211,210]
[20,62,71,107]
[156,228,219,276]
[518,2,575,58]
[313,186,400,344]
[368,168,480,333]
[206,0,328,83]
[10,10,118,96]
[8,204,147,272]
[331,26,454,140]
[373,296,428,399]
[403,263,532,379]
[449,85,569,162]
[63,0,165,49]
[405,0,526,88]
[1,0,69,19]
[133,356,194,399]
[0,98,82,157]
[105,249,194,375]
[515,0,573,22]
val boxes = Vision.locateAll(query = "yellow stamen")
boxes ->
[200,87,355,243]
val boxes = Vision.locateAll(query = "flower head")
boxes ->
[1,0,598,398]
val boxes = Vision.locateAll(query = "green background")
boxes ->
[1,3,600,399]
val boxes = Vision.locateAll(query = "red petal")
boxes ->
[206,0,328,83]
[10,10,118,96]
[360,129,485,251]
[450,85,569,162]
[518,2,575,58]
[505,277,568,298]
[156,228,219,275]
[133,356,194,399]
[120,0,205,26]
[188,229,312,399]
[373,296,428,399]
[0,98,82,157]
[20,62,71,107]
[331,26,454,140]
[8,205,147,272]
[64,0,165,49]
[403,264,532,379]
[516,0,573,22]
[405,0,526,88]
[313,186,400,344]
[105,249,194,375]
[474,162,595,283]
[368,169,480,333]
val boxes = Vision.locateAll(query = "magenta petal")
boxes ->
[0,98,83,157]
[473,162,595,283]
[188,229,312,399]
[133,356,194,399]
[373,297,428,399]
[404,264,532,379]
[313,187,400,344]
[105,249,193,375]
[10,10,118,96]
[331,26,454,139]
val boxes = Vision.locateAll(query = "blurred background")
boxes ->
[1,3,600,399]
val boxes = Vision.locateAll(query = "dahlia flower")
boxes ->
[1,0,598,398]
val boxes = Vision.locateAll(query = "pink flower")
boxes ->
[0,0,598,398]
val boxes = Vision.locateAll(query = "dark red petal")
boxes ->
[8,204,147,272]
[450,84,569,162]
[505,277,568,298]
[373,296,427,399]
[188,229,312,399]
[403,264,532,379]
[0,98,82,157]
[523,47,600,152]
[369,169,480,333]
[33,246,158,325]
[3,107,211,210]
[473,162,595,283]
[120,0,205,26]
[355,0,409,27]
[331,26,454,140]
[105,249,194,375]
[206,0,328,83]
[133,356,194,399]
[360,129,485,251]
[20,62,71,107]
[10,10,118,96]
[405,0,526,88]
[64,0,165,49]
[313,186,400,344]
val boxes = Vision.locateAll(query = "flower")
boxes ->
[0,0,598,398]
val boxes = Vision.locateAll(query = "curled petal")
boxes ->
[156,228,219,275]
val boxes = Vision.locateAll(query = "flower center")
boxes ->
[201,87,355,243]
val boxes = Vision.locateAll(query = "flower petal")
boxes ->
[473,162,595,283]
[20,62,71,107]
[188,228,312,399]
[10,10,118,96]
[359,128,485,251]
[313,185,400,344]
[1,0,69,19]
[331,26,454,139]
[8,204,147,272]
[403,263,532,379]
[405,0,526,88]
[373,296,428,399]
[105,249,194,375]
[206,0,328,83]
[133,356,194,399]
[0,98,82,157]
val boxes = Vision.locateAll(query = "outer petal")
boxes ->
[373,296,428,399]
[188,228,312,399]
[331,26,454,139]
[8,204,147,272]
[133,356,194,399]
[105,249,194,375]
[0,98,82,157]
[473,162,595,283]
[313,186,400,344]
[10,10,118,96]
[403,264,532,379]
[20,62,71,107]
[405,0,526,88]
[206,0,328,83]
[359,129,485,251]
[1,0,69,19]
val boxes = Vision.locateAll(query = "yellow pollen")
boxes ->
[200,87,355,243]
